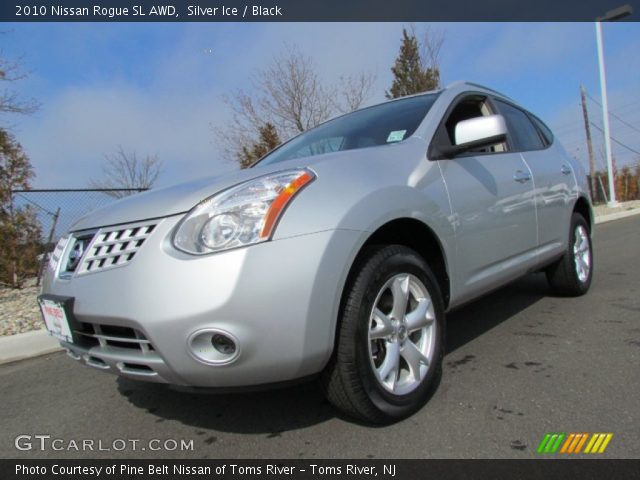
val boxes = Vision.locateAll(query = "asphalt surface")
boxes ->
[2,216,639,459]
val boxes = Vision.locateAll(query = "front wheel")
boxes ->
[546,213,593,296]
[321,245,445,424]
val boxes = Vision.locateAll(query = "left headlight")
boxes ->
[173,169,315,255]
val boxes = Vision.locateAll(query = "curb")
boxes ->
[595,207,640,225]
[0,329,62,365]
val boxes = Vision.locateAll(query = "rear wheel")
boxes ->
[321,245,445,424]
[546,213,593,296]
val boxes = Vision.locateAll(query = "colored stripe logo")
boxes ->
[537,433,613,454]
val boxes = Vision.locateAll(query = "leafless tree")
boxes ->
[213,46,376,165]
[410,24,445,89]
[0,49,40,117]
[336,72,377,113]
[0,31,40,115]
[258,49,334,136]
[90,146,163,198]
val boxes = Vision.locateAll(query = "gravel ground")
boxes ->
[0,277,43,336]
[1,200,638,338]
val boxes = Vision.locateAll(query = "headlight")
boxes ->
[173,169,315,255]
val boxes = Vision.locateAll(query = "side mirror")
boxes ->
[441,114,507,158]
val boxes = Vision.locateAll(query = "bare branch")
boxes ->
[212,45,375,166]
[0,52,40,117]
[413,24,445,88]
[336,72,377,113]
[90,146,164,198]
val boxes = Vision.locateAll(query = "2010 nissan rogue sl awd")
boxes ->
[39,81,594,423]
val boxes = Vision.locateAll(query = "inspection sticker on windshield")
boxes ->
[387,130,406,143]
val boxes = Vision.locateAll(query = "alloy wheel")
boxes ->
[368,274,437,395]
[573,225,591,283]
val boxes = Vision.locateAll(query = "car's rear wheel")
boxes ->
[321,245,444,424]
[546,212,593,296]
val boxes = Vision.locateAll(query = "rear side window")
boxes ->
[529,114,554,145]
[494,99,545,151]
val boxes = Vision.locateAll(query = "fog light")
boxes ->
[188,329,241,365]
[212,334,236,355]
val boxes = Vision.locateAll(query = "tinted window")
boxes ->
[529,114,554,145]
[494,99,545,151]
[256,94,439,166]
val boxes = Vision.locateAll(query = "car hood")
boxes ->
[70,139,424,232]
[70,163,287,231]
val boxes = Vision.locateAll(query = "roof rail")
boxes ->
[445,80,512,100]
[445,80,467,89]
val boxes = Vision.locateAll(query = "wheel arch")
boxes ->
[340,217,451,314]
[323,216,451,379]
[573,195,593,232]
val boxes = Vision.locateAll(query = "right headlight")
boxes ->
[173,169,315,255]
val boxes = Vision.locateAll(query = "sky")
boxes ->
[2,22,639,189]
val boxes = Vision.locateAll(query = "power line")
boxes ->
[589,121,640,156]
[13,192,58,217]
[586,92,640,134]
[615,99,640,113]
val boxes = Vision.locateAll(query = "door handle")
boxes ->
[561,164,572,175]
[513,170,532,183]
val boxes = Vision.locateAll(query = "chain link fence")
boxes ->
[11,188,148,243]
[10,188,148,285]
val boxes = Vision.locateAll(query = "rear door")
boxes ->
[433,94,538,305]
[493,100,574,262]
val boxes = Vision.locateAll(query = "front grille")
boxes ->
[49,236,69,271]
[76,222,156,275]
[75,322,155,353]
[64,321,172,383]
[61,233,95,276]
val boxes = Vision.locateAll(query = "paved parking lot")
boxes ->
[1,216,638,459]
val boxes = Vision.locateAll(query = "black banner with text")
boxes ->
[3,459,640,480]
[1,0,639,22]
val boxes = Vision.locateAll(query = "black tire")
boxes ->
[546,213,593,296]
[321,245,445,424]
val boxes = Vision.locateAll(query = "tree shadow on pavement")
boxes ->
[119,273,551,434]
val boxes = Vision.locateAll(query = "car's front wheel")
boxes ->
[546,212,593,296]
[321,245,445,424]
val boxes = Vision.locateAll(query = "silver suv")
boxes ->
[40,81,593,423]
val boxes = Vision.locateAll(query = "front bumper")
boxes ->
[42,215,363,388]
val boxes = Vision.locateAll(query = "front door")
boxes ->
[433,94,538,304]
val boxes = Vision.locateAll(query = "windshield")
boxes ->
[255,93,439,167]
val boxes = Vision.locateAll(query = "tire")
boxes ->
[321,245,445,424]
[546,213,593,296]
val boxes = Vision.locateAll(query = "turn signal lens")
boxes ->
[260,171,314,239]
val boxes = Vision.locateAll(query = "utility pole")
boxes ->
[595,21,618,207]
[580,85,598,201]
[594,4,632,207]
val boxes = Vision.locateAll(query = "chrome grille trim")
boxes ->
[59,232,96,279]
[49,236,69,272]
[74,323,154,353]
[75,221,157,275]
[75,331,152,345]
[62,322,172,383]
